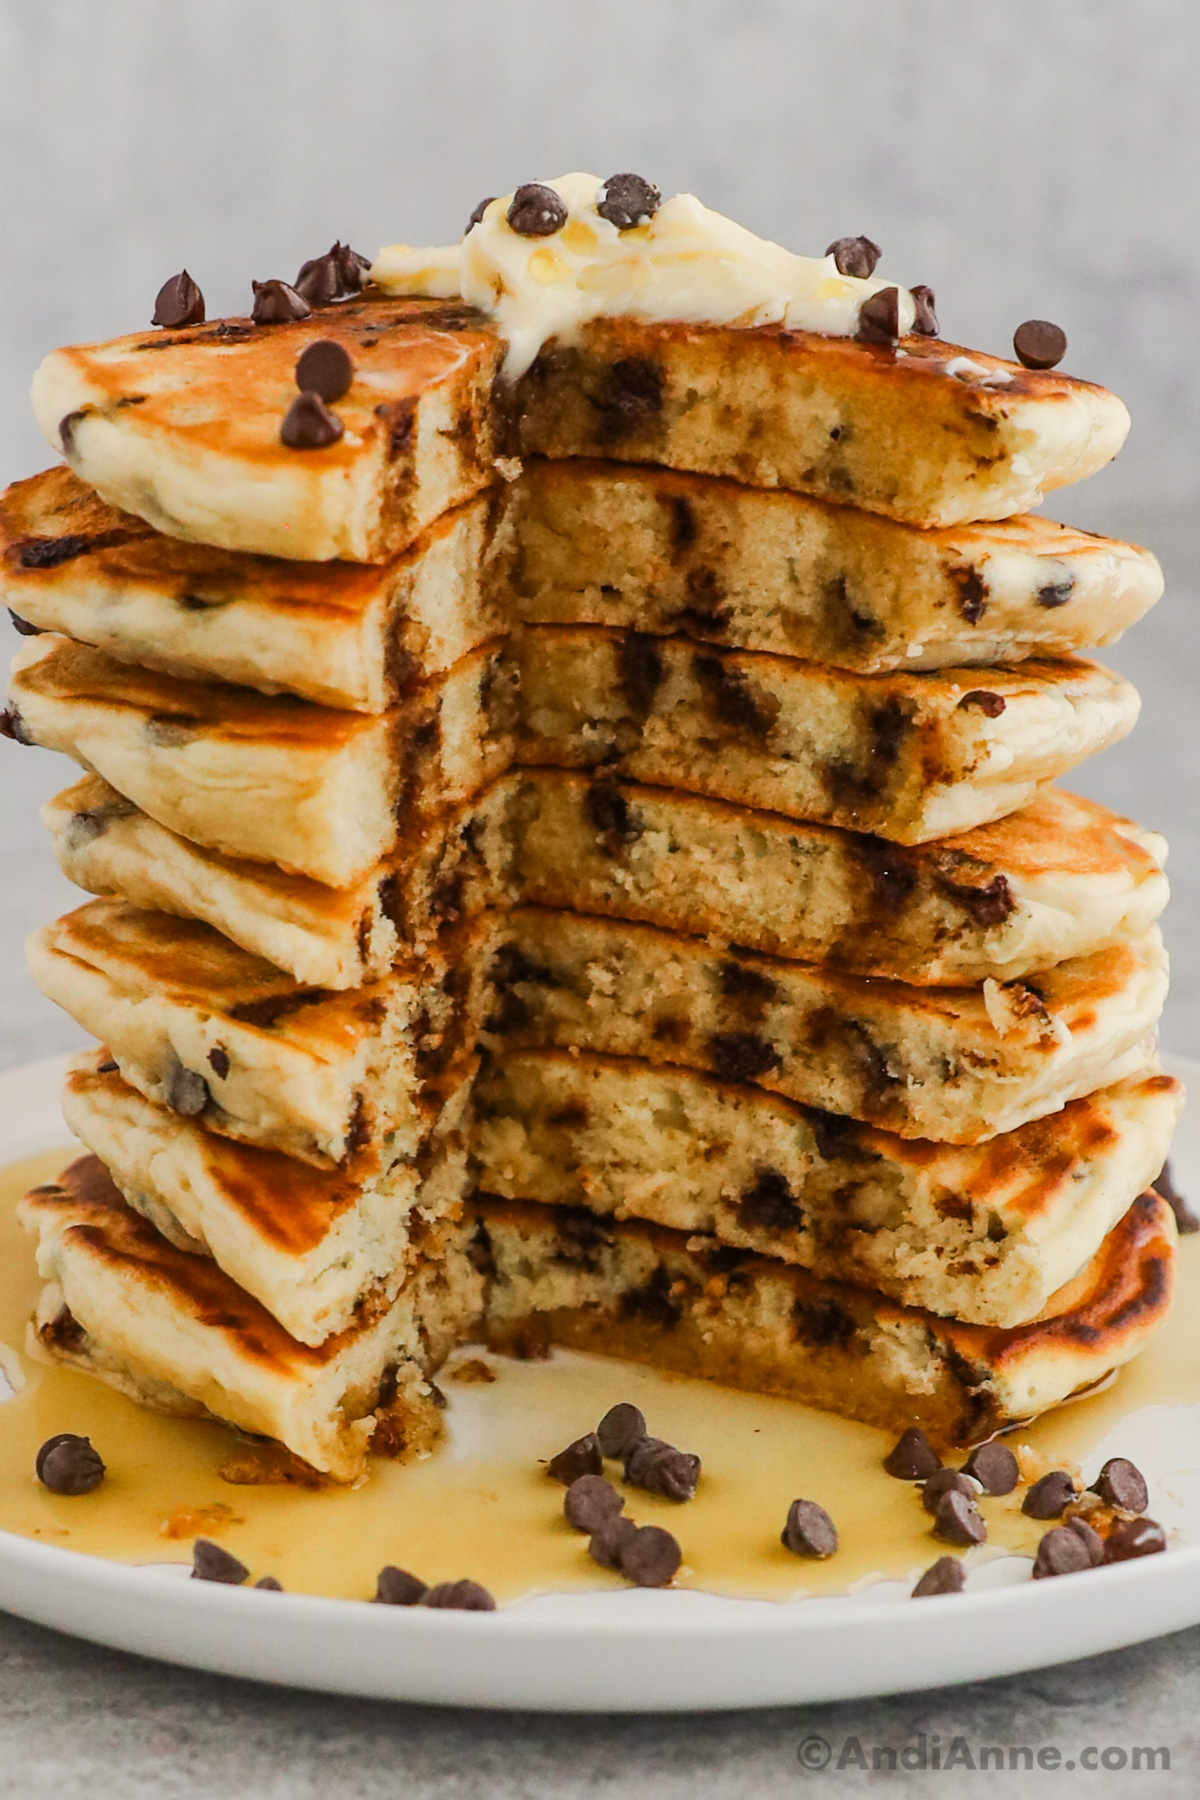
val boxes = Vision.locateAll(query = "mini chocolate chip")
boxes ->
[207,1046,230,1080]
[192,1539,249,1585]
[296,339,354,402]
[421,1578,496,1610]
[9,613,42,637]
[958,689,1006,717]
[857,287,901,343]
[1032,1525,1092,1579]
[921,1469,980,1515]
[564,1474,625,1533]
[933,1488,986,1547]
[35,1433,105,1495]
[166,1061,208,1117]
[588,1514,639,1570]
[374,1565,428,1605]
[622,1436,701,1501]
[781,1498,838,1558]
[883,1427,943,1481]
[251,279,311,325]
[910,284,939,336]
[962,1441,1019,1496]
[912,1555,965,1598]
[1036,578,1075,610]
[466,196,496,234]
[507,183,568,237]
[619,1524,682,1588]
[255,1576,284,1592]
[281,392,344,450]
[1102,1516,1166,1563]
[1154,1159,1199,1234]
[152,270,205,329]
[1090,1457,1149,1514]
[1022,1470,1077,1519]
[1065,1516,1105,1566]
[597,173,661,231]
[547,1432,604,1484]
[1013,319,1067,370]
[596,1402,646,1458]
[826,236,881,278]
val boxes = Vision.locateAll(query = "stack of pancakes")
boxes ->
[2,282,1181,1481]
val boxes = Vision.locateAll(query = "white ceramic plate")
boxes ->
[0,1052,1197,1713]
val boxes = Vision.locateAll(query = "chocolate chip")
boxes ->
[1090,1457,1149,1514]
[958,690,1006,717]
[547,1432,604,1484]
[281,392,344,450]
[152,270,205,329]
[251,280,311,325]
[912,1555,965,1598]
[826,236,881,279]
[295,242,370,307]
[962,1441,1019,1496]
[192,1539,249,1585]
[421,1578,497,1610]
[921,1469,980,1515]
[1022,1470,1077,1519]
[255,1576,284,1592]
[35,1433,105,1496]
[374,1565,428,1605]
[618,1524,681,1587]
[564,1474,625,1533]
[207,1046,230,1081]
[295,339,353,402]
[1013,319,1067,370]
[1154,1159,1199,1234]
[623,1436,701,1502]
[334,244,372,295]
[166,1060,208,1117]
[1032,1525,1092,1579]
[883,1427,943,1481]
[9,613,42,637]
[1065,1516,1105,1566]
[1036,578,1075,610]
[707,1031,779,1084]
[933,1489,986,1547]
[597,173,661,231]
[1102,1516,1166,1563]
[596,1402,646,1458]
[507,183,568,237]
[935,871,1015,928]
[466,196,496,234]
[857,287,901,344]
[781,1498,838,1558]
[910,284,939,336]
[588,1514,639,1570]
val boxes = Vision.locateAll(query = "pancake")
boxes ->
[19,1156,482,1479]
[30,298,506,563]
[28,899,493,1168]
[62,1051,471,1346]
[473,1191,1176,1446]
[46,772,1170,992]
[512,627,1138,844]
[474,1050,1183,1326]
[488,909,1168,1144]
[0,466,506,710]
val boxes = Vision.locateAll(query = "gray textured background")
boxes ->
[1,2,1199,1789]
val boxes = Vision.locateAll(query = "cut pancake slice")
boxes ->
[512,459,1162,673]
[20,1156,482,1479]
[490,909,1168,1144]
[28,899,493,1169]
[0,467,507,711]
[7,634,512,884]
[510,318,1130,527]
[62,1052,471,1346]
[513,626,1138,844]
[475,1050,1183,1326]
[473,1191,1176,1447]
[30,298,505,562]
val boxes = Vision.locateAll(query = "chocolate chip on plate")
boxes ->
[781,1498,838,1559]
[597,1401,646,1458]
[1013,319,1067,370]
[826,236,881,279]
[191,1538,249,1585]
[35,1433,106,1496]
[421,1578,497,1611]
[588,1514,639,1570]
[251,279,311,325]
[374,1565,428,1605]
[546,1431,604,1484]
[1032,1525,1093,1579]
[1022,1470,1077,1519]
[564,1474,625,1533]
[280,392,344,450]
[933,1488,986,1547]
[1153,1159,1199,1234]
[1090,1457,1149,1515]
[152,270,205,329]
[466,196,496,235]
[255,1576,284,1592]
[622,1435,701,1501]
[962,1441,1019,1496]
[296,339,354,403]
[507,183,568,238]
[912,1555,965,1598]
[883,1427,943,1481]
[1065,1516,1105,1566]
[921,1469,980,1515]
[1102,1516,1167,1563]
[910,284,939,336]
[857,287,901,343]
[597,173,661,231]
[619,1524,682,1588]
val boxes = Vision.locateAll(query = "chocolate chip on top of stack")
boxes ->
[5,173,1180,1492]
